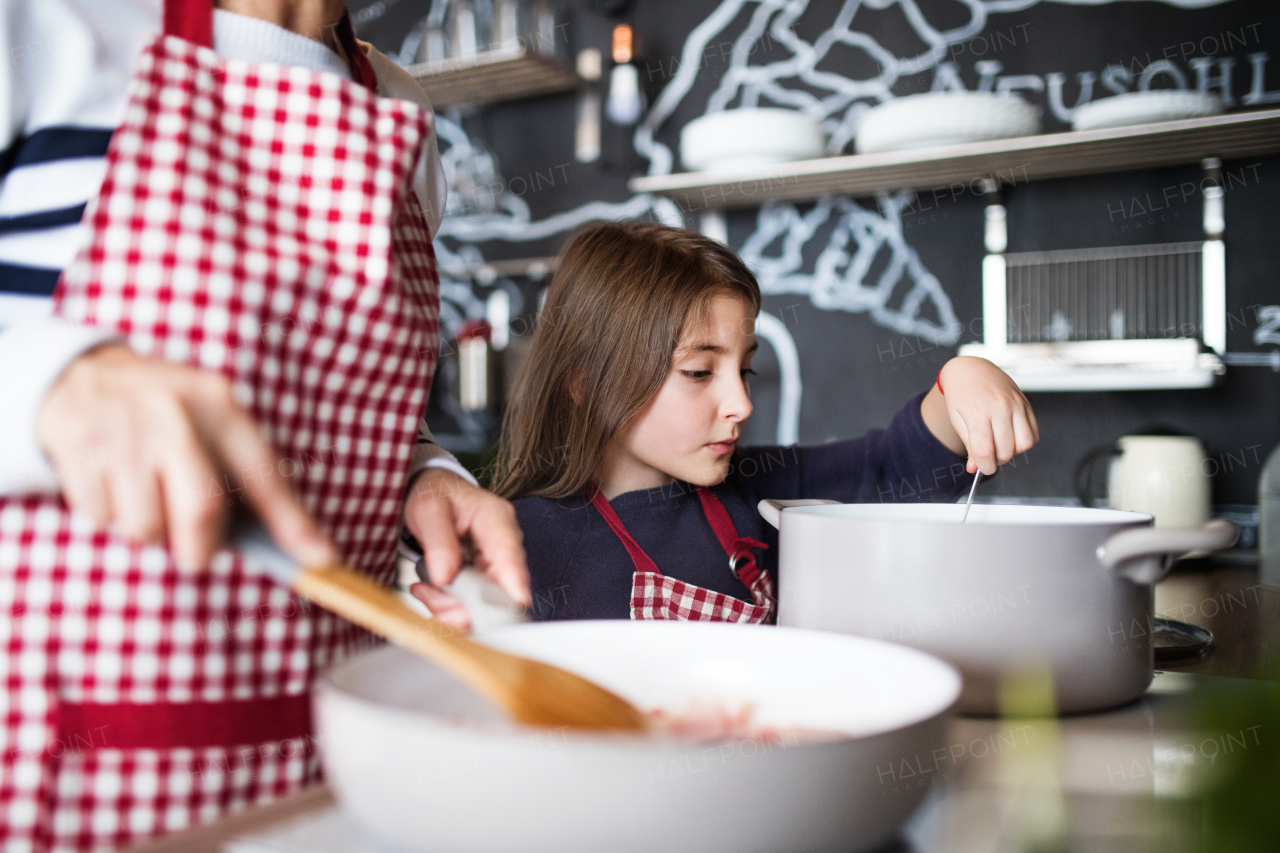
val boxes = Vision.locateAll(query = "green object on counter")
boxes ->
[1178,663,1280,853]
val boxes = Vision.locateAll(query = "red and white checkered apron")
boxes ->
[0,2,438,849]
[589,487,775,624]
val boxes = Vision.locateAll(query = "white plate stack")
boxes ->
[1070,91,1224,131]
[855,91,1041,154]
[680,107,826,172]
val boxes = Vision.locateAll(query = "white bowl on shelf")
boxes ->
[1071,91,1224,131]
[680,108,826,172]
[855,91,1041,154]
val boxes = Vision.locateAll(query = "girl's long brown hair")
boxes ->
[492,221,761,500]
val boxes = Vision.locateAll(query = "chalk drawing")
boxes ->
[374,0,1232,443]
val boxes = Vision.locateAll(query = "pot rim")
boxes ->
[775,502,1154,529]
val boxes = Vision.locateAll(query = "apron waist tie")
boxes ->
[56,695,312,752]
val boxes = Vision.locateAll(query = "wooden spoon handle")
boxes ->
[230,511,646,730]
[293,564,484,679]
[292,563,649,732]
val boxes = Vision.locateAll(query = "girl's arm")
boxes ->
[733,357,1038,506]
[735,390,966,506]
[921,356,1039,476]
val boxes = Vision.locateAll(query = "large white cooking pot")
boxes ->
[317,621,960,853]
[761,502,1237,715]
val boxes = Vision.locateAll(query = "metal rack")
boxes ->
[958,160,1228,391]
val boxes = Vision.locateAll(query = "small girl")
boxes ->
[492,221,1038,623]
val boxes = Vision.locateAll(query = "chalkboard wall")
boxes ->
[354,0,1279,511]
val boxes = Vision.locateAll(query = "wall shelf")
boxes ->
[958,339,1226,392]
[629,109,1280,208]
[408,48,577,109]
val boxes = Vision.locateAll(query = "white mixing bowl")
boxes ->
[317,620,961,853]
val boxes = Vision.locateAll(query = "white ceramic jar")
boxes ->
[1107,435,1211,528]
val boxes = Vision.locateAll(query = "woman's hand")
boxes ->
[404,468,530,631]
[35,344,335,570]
[921,356,1039,476]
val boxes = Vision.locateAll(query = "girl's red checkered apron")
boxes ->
[589,486,776,624]
[0,1,439,849]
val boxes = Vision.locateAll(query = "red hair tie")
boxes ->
[936,371,944,395]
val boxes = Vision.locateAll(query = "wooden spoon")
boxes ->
[230,514,648,732]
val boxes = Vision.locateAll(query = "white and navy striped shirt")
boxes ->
[0,126,113,298]
[0,0,469,494]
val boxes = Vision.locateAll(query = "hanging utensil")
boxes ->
[229,512,648,732]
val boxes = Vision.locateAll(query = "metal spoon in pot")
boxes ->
[961,471,982,523]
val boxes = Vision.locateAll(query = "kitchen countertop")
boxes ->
[128,681,1218,853]
[1154,561,1280,679]
[128,562,1279,853]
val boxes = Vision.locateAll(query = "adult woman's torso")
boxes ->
[0,5,443,850]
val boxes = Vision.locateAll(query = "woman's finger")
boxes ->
[55,448,113,529]
[408,582,472,633]
[107,458,166,545]
[465,501,530,607]
[103,405,165,543]
[406,486,464,589]
[154,404,227,572]
[208,406,334,568]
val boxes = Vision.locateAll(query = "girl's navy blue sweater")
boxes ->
[514,391,975,621]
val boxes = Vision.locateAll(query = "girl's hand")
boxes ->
[921,356,1039,476]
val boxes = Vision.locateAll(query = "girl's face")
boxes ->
[598,292,757,497]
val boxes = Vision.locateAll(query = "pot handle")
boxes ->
[1097,519,1239,584]
[758,499,842,529]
